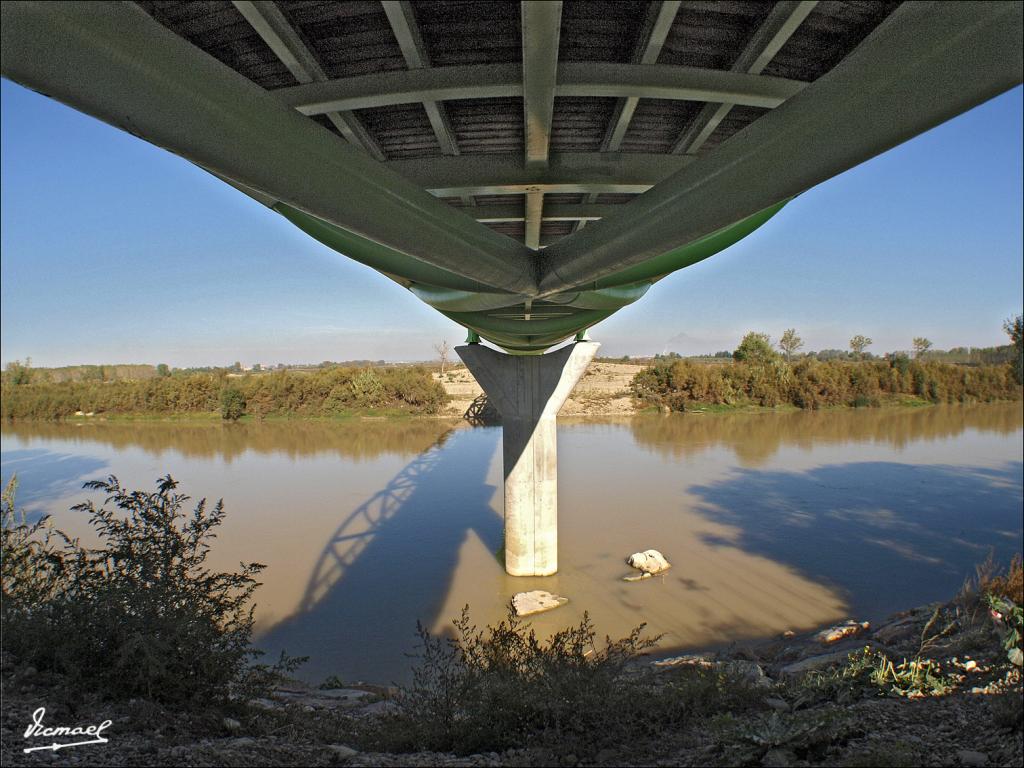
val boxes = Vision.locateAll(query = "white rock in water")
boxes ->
[626,549,671,574]
[512,590,568,616]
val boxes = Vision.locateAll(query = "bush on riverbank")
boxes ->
[380,609,663,755]
[0,365,447,420]
[358,607,766,758]
[0,475,296,707]
[632,357,1020,412]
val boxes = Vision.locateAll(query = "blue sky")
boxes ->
[1,79,1021,367]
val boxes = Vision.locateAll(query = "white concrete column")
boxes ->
[456,342,600,576]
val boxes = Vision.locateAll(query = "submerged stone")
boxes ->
[512,590,568,616]
[623,571,654,582]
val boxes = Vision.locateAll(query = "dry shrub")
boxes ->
[981,553,1024,604]
[954,553,1024,647]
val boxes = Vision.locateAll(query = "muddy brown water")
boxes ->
[2,403,1021,684]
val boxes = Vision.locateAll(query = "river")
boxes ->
[2,403,1021,684]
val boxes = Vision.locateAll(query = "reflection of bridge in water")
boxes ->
[299,429,456,612]
[462,395,501,427]
[259,426,503,684]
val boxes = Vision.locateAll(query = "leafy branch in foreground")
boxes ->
[988,594,1024,667]
[2,474,300,707]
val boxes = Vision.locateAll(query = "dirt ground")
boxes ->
[5,598,1021,767]
[436,361,642,418]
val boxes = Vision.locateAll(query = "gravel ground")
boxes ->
[437,363,639,418]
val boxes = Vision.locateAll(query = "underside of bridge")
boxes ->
[2,1,1021,574]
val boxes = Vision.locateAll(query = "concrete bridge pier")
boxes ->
[456,341,600,576]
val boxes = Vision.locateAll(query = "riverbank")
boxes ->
[438,361,641,417]
[441,361,1021,420]
[3,583,1021,767]
[5,358,1018,423]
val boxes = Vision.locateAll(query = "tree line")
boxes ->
[633,318,1023,411]
[0,365,447,421]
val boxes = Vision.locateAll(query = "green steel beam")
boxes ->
[602,1,681,152]
[672,0,818,156]
[471,202,622,223]
[385,152,691,195]
[3,1,1020,356]
[232,0,385,160]
[522,1,562,169]
[381,0,461,157]
[537,0,1024,296]
[276,62,806,116]
[0,0,538,295]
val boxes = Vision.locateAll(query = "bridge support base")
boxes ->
[456,342,600,576]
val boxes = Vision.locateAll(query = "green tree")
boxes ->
[1004,314,1023,384]
[912,337,932,358]
[220,387,246,420]
[4,359,32,386]
[349,369,385,408]
[156,363,171,377]
[849,335,873,360]
[778,328,803,361]
[733,332,777,364]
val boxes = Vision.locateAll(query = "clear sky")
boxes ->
[1,79,1021,367]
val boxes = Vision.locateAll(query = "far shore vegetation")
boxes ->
[1,364,447,421]
[2,317,1021,421]
[632,318,1022,413]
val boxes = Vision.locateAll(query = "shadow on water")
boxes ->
[689,460,1024,622]
[0,449,108,516]
[256,426,502,684]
